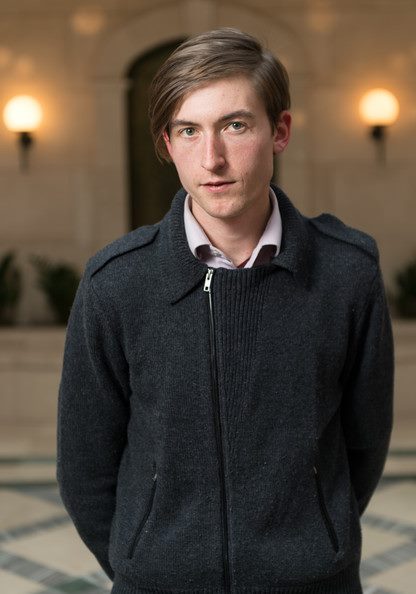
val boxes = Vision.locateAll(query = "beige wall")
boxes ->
[0,0,415,323]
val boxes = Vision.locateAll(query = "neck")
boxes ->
[190,192,272,267]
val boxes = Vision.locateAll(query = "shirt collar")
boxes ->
[183,187,282,263]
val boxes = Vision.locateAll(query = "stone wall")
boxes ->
[0,0,415,323]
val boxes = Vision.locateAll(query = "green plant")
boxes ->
[0,252,22,325]
[31,255,80,324]
[393,258,416,318]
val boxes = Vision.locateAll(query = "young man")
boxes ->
[57,28,394,594]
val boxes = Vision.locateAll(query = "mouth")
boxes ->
[202,181,235,192]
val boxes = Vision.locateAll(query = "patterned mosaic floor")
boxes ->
[1,455,416,594]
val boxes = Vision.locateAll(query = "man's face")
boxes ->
[163,75,291,224]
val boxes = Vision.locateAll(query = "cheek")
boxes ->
[169,151,199,189]
[171,142,199,166]
[233,140,273,173]
[168,148,190,174]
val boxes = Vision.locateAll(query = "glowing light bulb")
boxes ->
[359,89,399,127]
[3,95,43,132]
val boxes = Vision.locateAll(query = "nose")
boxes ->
[201,133,226,172]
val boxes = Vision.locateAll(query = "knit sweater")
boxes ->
[57,185,394,594]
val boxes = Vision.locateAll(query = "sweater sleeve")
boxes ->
[56,271,130,580]
[341,264,395,517]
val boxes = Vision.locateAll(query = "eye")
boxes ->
[180,127,196,137]
[229,121,245,132]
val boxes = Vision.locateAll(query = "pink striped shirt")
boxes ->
[183,188,282,269]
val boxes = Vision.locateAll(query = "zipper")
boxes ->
[204,268,232,593]
[313,465,339,553]
[127,469,158,559]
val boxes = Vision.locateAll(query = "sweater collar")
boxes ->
[269,184,312,285]
[159,184,312,304]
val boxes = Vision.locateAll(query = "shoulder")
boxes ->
[84,223,160,279]
[271,184,379,264]
[308,212,379,263]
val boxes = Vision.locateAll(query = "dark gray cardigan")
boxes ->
[57,185,394,594]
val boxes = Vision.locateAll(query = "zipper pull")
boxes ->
[204,268,214,292]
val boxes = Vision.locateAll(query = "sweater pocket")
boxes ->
[127,469,158,559]
[313,465,340,553]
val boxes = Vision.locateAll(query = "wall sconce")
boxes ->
[359,88,399,163]
[3,95,43,171]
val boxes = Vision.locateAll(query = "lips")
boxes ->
[203,181,234,186]
[201,181,235,193]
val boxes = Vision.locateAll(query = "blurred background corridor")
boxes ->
[1,1,416,593]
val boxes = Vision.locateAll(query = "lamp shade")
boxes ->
[3,95,43,132]
[359,89,399,126]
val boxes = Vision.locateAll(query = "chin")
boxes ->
[209,206,245,220]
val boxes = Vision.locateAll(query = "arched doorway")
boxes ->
[93,5,311,249]
[126,39,186,230]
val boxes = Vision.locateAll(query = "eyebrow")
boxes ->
[170,110,256,130]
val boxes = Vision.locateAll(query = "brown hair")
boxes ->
[148,27,291,162]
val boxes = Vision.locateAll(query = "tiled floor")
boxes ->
[1,421,416,594]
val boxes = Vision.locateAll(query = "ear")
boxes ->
[162,129,174,161]
[272,110,292,155]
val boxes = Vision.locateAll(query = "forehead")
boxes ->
[171,75,265,121]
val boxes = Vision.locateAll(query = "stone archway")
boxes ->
[91,1,311,249]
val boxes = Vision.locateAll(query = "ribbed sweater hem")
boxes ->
[112,559,362,594]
